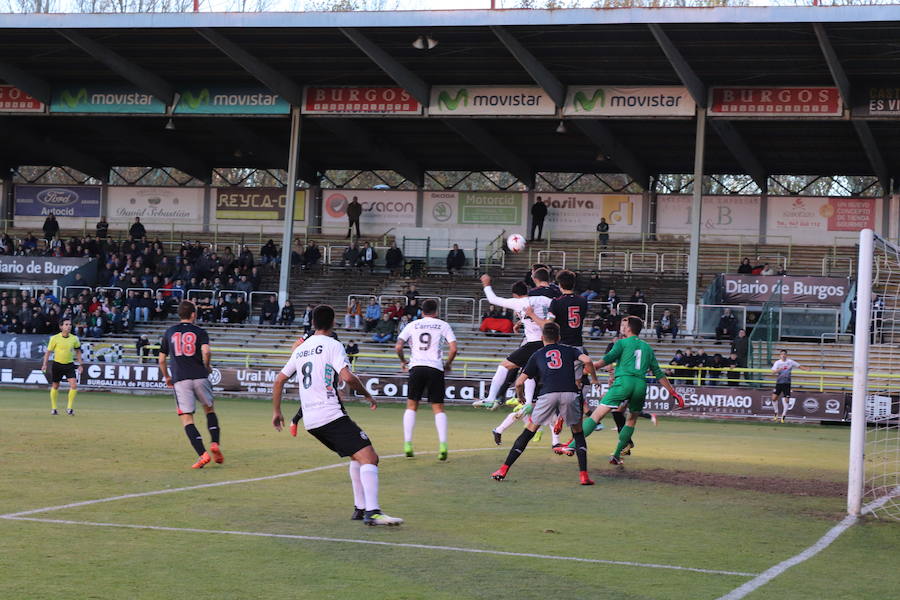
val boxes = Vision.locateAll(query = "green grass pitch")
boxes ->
[1,389,896,600]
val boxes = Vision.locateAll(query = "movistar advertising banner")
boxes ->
[50,85,166,114]
[174,86,289,115]
[428,86,556,116]
[563,86,695,117]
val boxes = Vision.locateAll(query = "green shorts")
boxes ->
[600,377,647,413]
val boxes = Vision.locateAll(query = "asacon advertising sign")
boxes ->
[302,87,422,115]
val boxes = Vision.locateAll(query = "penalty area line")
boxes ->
[5,516,758,578]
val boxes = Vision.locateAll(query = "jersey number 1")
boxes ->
[633,349,642,370]
[171,332,197,356]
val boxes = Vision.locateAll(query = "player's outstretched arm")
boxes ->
[481,275,521,312]
[158,352,172,387]
[340,366,377,410]
[445,340,458,373]
[578,354,600,385]
[272,372,288,431]
[524,305,551,327]
[658,377,685,409]
[513,372,529,404]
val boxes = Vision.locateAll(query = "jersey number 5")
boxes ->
[547,349,563,369]
[171,332,197,356]
[567,306,581,328]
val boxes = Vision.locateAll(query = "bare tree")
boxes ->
[3,0,60,13]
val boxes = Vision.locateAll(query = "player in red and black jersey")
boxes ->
[159,300,223,469]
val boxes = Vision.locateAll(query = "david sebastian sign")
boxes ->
[50,85,166,114]
[0,85,45,113]
[563,86,695,117]
[14,185,101,218]
[722,275,849,306]
[0,256,90,281]
[302,86,422,115]
[428,86,555,116]
[709,87,842,117]
[174,86,289,115]
[215,188,306,221]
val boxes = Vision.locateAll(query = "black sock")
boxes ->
[639,412,652,420]
[184,424,206,455]
[612,410,626,431]
[504,428,536,467]
[497,368,519,399]
[573,431,588,472]
[291,406,303,425]
[206,412,220,444]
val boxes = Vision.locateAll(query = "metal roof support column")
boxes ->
[686,107,706,335]
[278,106,301,308]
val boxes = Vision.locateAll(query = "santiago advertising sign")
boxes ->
[50,85,166,114]
[174,86,289,115]
[14,185,101,218]
[563,86,695,117]
[428,86,556,116]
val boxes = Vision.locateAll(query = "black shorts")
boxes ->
[308,416,372,458]
[506,341,545,368]
[50,361,77,383]
[774,382,791,396]
[407,366,446,403]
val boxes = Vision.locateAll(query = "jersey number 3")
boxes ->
[547,349,563,369]
[170,332,197,356]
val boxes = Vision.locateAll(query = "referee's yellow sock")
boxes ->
[50,388,58,410]
[67,389,77,410]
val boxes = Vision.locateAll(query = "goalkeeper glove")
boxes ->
[672,391,685,409]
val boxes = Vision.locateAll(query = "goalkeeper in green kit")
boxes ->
[560,315,684,465]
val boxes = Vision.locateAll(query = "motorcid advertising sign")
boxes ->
[0,256,91,281]
[428,86,556,116]
[215,188,306,221]
[302,86,422,115]
[50,84,166,114]
[457,192,524,226]
[107,187,204,224]
[174,86,289,115]
[722,275,849,306]
[14,185,101,218]
[321,190,417,232]
[0,85,45,112]
[709,87,842,117]
[563,86,695,117]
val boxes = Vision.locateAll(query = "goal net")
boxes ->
[848,229,900,520]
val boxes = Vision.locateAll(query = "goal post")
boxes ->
[847,229,873,516]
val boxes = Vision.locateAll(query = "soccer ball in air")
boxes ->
[507,234,526,253]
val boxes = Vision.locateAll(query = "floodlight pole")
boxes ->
[686,107,706,334]
[278,106,301,309]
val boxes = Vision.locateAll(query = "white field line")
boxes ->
[716,492,899,600]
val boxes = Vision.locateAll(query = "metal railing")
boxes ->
[598,251,628,271]
[822,256,854,277]
[628,252,659,273]
[650,303,685,326]
[444,296,477,326]
[695,304,748,337]
[537,250,566,270]
[616,301,648,321]
[660,252,688,274]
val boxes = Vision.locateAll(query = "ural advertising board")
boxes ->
[709,87,842,117]
[14,185,101,218]
[563,86,695,117]
[656,195,761,238]
[215,188,306,221]
[174,86,289,115]
[321,190,417,232]
[302,87,422,115]
[107,187,204,224]
[428,86,556,116]
[0,85,45,112]
[50,85,166,114]
[766,196,878,243]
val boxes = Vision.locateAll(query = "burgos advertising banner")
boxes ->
[302,87,422,115]
[428,86,556,116]
[14,185,101,218]
[174,86,289,115]
[563,86,695,117]
[50,85,166,114]
[321,190,417,232]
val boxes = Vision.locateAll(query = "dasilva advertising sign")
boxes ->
[174,86,289,115]
[50,85,166,114]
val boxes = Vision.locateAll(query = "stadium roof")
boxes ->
[1,6,900,189]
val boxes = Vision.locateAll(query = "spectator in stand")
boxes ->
[737,257,753,274]
[22,232,38,253]
[371,313,396,343]
[279,300,295,326]
[346,195,362,239]
[260,296,279,325]
[129,216,146,241]
[656,309,679,342]
[342,243,361,269]
[231,295,249,324]
[42,212,60,243]
[530,196,548,241]
[760,263,775,276]
[479,308,514,335]
[139,291,153,322]
[606,288,618,307]
[716,308,738,343]
[731,329,749,382]
[446,243,466,275]
[260,239,278,266]
[385,242,404,275]
[96,216,109,242]
[152,291,172,320]
[249,266,261,291]
[589,312,605,339]
[345,339,360,365]
[344,298,362,330]
[628,288,647,319]
[110,306,128,334]
[387,300,405,323]
[580,272,603,300]
[136,334,151,364]
[301,304,314,336]
[709,353,727,386]
[404,284,420,304]
[363,299,382,332]
[667,349,686,384]
[775,265,787,276]
[0,233,12,254]
[303,241,321,271]
[696,349,712,385]
[127,291,142,322]
[238,246,254,271]
[596,217,609,248]
[726,352,741,386]
[402,297,421,327]
[87,308,106,337]
[361,242,377,272]
[683,347,699,383]
[290,238,304,267]
[236,274,253,295]
[602,307,622,337]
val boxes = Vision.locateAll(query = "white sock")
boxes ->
[781,398,790,417]
[360,463,379,511]
[486,366,509,402]
[349,460,365,509]
[403,409,416,443]
[434,412,448,444]
[551,430,560,445]
[524,378,536,403]
[495,411,520,434]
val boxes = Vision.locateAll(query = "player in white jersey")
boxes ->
[473,273,552,410]
[272,305,402,526]
[395,299,458,460]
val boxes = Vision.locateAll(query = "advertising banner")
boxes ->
[428,86,556,116]
[50,85,166,114]
[852,86,900,117]
[14,185,101,218]
[563,86,695,117]
[107,187,204,224]
[721,275,850,306]
[766,196,878,243]
[0,335,48,359]
[456,192,524,225]
[709,87,842,117]
[0,256,91,281]
[656,195,761,238]
[302,86,422,115]
[215,188,306,221]
[0,85,45,112]
[321,190,417,232]
[597,194,643,234]
[536,193,603,238]
[174,86,289,115]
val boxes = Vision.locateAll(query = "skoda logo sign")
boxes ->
[433,201,452,222]
[36,188,78,207]
[208,368,222,386]
[802,398,820,414]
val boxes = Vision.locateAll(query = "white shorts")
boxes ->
[173,378,214,415]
